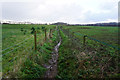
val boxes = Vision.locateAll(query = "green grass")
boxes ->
[2,24,119,78]
[2,24,56,78]
[2,24,55,49]
[57,29,78,79]
[56,26,120,78]
[62,26,119,48]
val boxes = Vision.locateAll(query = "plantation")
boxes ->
[1,24,120,79]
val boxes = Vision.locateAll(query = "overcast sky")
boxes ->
[0,0,119,24]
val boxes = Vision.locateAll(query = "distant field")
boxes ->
[2,24,55,49]
[2,24,119,78]
[63,26,119,48]
[3,25,118,52]
[57,26,119,78]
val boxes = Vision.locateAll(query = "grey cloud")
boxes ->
[2,2,39,21]
[1,1,118,23]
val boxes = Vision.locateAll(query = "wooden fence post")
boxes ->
[45,29,47,41]
[34,31,37,51]
[83,35,86,46]
[68,29,70,37]
[51,29,53,38]
[49,29,52,38]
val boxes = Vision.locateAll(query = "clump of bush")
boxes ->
[20,58,46,78]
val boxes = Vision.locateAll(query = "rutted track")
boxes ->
[43,26,62,78]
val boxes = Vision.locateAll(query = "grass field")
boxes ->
[2,24,120,78]
[2,24,57,78]
[57,25,120,78]
[63,26,119,48]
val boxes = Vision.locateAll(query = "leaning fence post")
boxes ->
[83,35,87,46]
[34,31,37,51]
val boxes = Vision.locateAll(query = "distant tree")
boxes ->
[31,27,35,31]
[21,28,24,31]
[37,27,40,30]
[24,30,27,35]
[42,26,45,31]
[3,23,9,24]
[31,27,35,34]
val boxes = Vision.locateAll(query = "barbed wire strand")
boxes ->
[2,38,33,56]
[3,41,33,67]
[2,42,34,79]
[2,36,33,52]
[66,29,120,51]
[75,32,120,50]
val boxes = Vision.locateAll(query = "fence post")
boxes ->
[51,29,53,38]
[83,35,87,46]
[34,31,37,51]
[45,29,47,41]
[49,29,52,38]
[68,29,70,37]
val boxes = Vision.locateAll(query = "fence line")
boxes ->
[60,28,82,47]
[2,36,33,52]
[61,28,120,51]
[2,40,34,79]
[2,28,53,56]
[2,44,25,56]
[1,44,33,78]
[3,42,34,67]
[74,32,120,51]
[2,38,33,56]
[2,28,54,78]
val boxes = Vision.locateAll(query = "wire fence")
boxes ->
[2,28,55,78]
[1,43,34,79]
[60,27,119,78]
[2,37,34,56]
[2,35,34,78]
[74,33,120,51]
[60,27,120,51]
[3,44,25,56]
[2,38,34,66]
[2,36,33,52]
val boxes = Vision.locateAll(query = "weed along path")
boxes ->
[44,27,62,78]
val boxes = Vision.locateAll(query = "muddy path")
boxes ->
[43,27,62,78]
